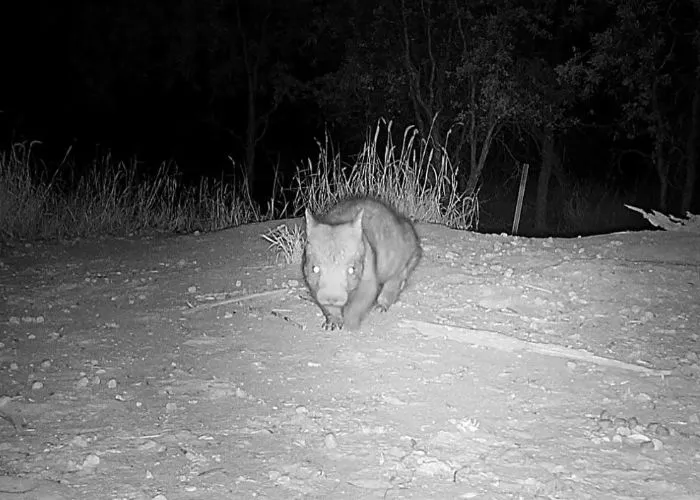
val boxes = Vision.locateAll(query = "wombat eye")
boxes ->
[312,265,320,274]
[347,266,355,275]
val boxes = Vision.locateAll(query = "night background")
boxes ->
[1,0,698,237]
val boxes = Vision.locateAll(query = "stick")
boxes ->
[512,162,529,235]
[398,319,672,377]
[183,289,289,314]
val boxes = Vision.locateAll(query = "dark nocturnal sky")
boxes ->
[0,0,698,209]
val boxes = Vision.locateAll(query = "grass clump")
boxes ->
[293,119,478,230]
[0,143,263,242]
[261,222,305,264]
[259,119,478,264]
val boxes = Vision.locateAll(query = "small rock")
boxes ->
[625,433,651,444]
[613,417,628,427]
[82,454,100,469]
[138,440,158,451]
[71,436,89,448]
[655,425,670,437]
[616,426,631,437]
[415,457,453,478]
[324,433,338,449]
[598,419,613,430]
[640,440,654,451]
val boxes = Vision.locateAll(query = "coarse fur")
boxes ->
[303,197,422,330]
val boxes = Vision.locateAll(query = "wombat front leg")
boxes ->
[321,305,344,331]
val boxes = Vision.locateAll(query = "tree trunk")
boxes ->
[682,81,699,213]
[245,82,257,196]
[535,128,557,233]
[651,78,669,212]
[463,122,499,196]
[653,138,669,212]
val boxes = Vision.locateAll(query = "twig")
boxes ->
[398,319,672,376]
[183,289,290,314]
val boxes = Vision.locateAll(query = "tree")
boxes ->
[680,0,700,213]
[315,0,546,196]
[165,0,310,195]
[559,0,699,212]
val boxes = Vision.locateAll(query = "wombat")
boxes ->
[303,197,422,330]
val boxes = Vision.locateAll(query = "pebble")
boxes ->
[324,433,338,449]
[82,454,100,469]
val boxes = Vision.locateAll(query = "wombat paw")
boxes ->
[322,318,343,331]
[376,303,389,313]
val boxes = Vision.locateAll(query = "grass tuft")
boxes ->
[293,119,478,230]
[0,143,264,242]
[261,223,305,264]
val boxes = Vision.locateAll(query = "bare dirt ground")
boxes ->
[1,221,699,500]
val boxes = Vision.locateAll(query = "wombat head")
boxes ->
[303,208,366,307]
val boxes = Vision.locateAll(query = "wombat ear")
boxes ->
[305,208,316,229]
[352,208,364,229]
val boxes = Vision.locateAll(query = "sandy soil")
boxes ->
[1,221,699,500]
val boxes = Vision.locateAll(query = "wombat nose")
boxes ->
[317,290,347,307]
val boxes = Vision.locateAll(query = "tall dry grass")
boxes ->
[293,120,478,229]
[2,120,479,247]
[0,142,262,241]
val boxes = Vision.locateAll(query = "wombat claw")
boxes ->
[323,319,343,331]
